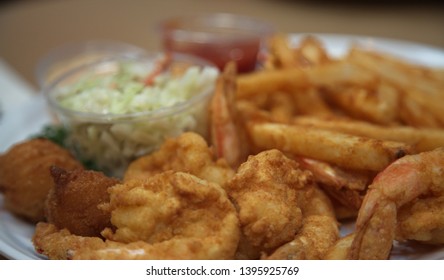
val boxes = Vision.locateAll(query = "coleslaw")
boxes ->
[48,55,219,177]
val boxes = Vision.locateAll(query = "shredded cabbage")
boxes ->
[55,61,218,177]
[58,62,218,115]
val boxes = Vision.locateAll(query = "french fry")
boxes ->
[401,88,444,126]
[291,87,333,117]
[345,49,444,127]
[296,35,331,66]
[347,47,443,94]
[266,34,331,69]
[399,91,442,128]
[237,61,376,100]
[267,91,298,123]
[429,68,444,84]
[323,82,400,125]
[236,68,309,99]
[292,116,444,152]
[267,33,298,69]
[247,122,413,171]
[305,60,377,87]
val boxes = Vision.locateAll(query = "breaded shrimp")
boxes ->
[33,171,240,260]
[264,184,339,260]
[396,196,444,244]
[225,149,313,259]
[124,132,235,187]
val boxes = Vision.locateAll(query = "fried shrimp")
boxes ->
[33,223,106,260]
[396,196,444,244]
[349,148,444,259]
[264,184,339,260]
[323,233,355,260]
[209,62,249,169]
[0,138,83,222]
[123,132,234,187]
[45,167,121,237]
[265,215,339,260]
[225,149,314,259]
[295,157,371,211]
[33,171,240,260]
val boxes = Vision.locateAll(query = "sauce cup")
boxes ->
[160,13,274,73]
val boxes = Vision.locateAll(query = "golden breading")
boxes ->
[34,171,240,260]
[225,149,314,259]
[124,132,235,187]
[0,139,83,222]
[45,167,121,237]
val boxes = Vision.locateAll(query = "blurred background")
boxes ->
[0,0,444,88]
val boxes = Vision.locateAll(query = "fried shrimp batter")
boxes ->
[396,196,444,244]
[45,167,121,237]
[263,183,339,260]
[123,132,235,186]
[33,171,240,260]
[265,215,339,260]
[0,138,83,222]
[323,233,356,260]
[225,149,314,259]
[33,223,106,260]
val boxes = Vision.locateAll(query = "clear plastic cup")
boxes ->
[44,52,219,177]
[35,40,146,89]
[159,13,274,73]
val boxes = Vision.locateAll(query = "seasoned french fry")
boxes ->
[266,34,331,70]
[323,82,400,125]
[347,48,444,101]
[399,91,442,128]
[401,88,444,126]
[292,116,444,152]
[291,87,333,117]
[296,35,331,66]
[247,122,413,171]
[267,91,298,123]
[236,68,309,99]
[305,61,377,87]
[236,100,275,123]
[429,68,444,84]
[267,33,298,69]
[237,61,376,100]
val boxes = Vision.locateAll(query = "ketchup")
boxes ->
[163,32,261,73]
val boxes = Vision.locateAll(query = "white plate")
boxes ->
[0,95,52,260]
[1,34,444,260]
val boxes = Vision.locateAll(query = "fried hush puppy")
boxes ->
[0,138,83,222]
[45,167,121,237]
[33,171,240,260]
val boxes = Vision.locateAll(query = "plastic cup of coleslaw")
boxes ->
[160,13,274,73]
[44,52,219,178]
[35,40,147,89]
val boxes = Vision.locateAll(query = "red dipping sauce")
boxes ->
[160,13,274,73]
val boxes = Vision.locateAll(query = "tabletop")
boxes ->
[1,0,444,260]
[1,0,444,89]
